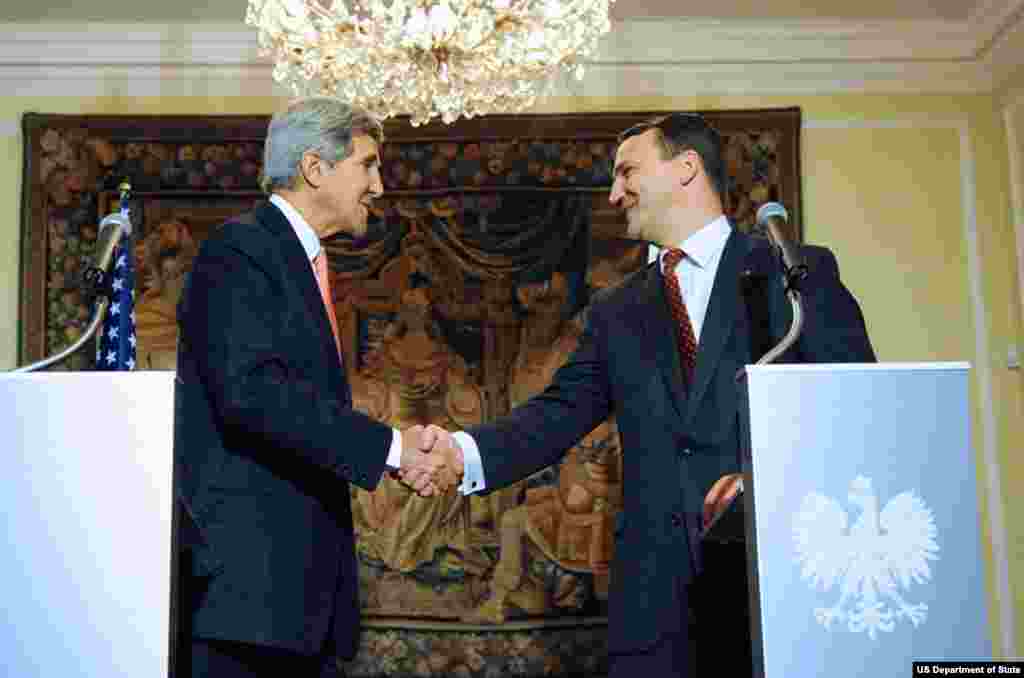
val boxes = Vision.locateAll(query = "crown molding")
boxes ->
[971,0,1024,54]
[566,60,991,98]
[0,2,1022,97]
[985,7,1024,89]
[0,64,285,98]
[0,23,262,65]
[594,18,979,63]
[0,18,997,64]
[0,60,992,100]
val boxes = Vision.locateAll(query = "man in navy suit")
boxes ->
[408,113,876,676]
[174,98,451,678]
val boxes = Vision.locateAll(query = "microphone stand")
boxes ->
[11,254,122,373]
[753,203,809,367]
[756,231,808,366]
[10,181,132,373]
[708,205,809,544]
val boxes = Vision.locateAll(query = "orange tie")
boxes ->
[313,251,343,359]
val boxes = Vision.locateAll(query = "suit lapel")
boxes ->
[257,203,344,376]
[639,262,690,429]
[682,229,747,428]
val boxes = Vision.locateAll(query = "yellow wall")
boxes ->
[997,91,1024,660]
[2,92,1022,656]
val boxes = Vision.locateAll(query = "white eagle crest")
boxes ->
[792,475,939,639]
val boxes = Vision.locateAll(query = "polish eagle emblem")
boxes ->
[792,476,940,639]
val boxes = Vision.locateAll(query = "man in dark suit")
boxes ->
[174,97,451,678]
[408,113,876,676]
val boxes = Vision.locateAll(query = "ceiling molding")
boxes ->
[984,7,1024,87]
[0,2,1022,97]
[0,60,992,100]
[565,61,991,98]
[594,18,980,62]
[971,0,1024,52]
[0,24,261,65]
[0,18,1001,64]
[0,64,284,98]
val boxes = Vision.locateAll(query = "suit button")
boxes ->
[671,512,683,528]
[682,447,693,456]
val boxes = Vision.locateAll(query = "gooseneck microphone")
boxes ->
[81,213,132,301]
[748,202,806,367]
[11,200,134,372]
[755,202,808,293]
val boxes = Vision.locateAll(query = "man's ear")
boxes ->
[299,151,323,189]
[677,149,701,187]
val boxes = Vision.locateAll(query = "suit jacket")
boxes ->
[174,201,392,657]
[468,228,875,655]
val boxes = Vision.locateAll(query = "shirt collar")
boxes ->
[270,194,321,262]
[651,214,732,269]
[680,214,731,269]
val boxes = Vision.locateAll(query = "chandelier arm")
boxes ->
[306,0,329,20]
[435,5,523,55]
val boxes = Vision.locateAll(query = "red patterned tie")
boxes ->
[662,248,697,383]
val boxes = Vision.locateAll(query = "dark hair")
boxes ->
[618,113,727,199]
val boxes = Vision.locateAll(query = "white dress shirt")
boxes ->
[455,215,734,495]
[269,194,404,469]
[648,214,731,343]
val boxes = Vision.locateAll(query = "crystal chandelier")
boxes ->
[245,0,615,126]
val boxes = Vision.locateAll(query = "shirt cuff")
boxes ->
[452,431,486,495]
[386,428,402,469]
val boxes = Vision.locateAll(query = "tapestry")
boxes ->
[18,109,801,676]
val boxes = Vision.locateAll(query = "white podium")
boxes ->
[0,372,176,678]
[739,363,991,677]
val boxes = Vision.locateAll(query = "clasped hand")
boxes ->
[397,425,465,497]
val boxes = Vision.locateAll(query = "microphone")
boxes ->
[9,183,135,372]
[93,213,131,272]
[82,212,132,300]
[755,202,807,292]
[733,201,808,372]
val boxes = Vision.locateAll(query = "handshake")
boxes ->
[397,425,465,497]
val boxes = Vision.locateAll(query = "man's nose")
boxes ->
[609,178,624,206]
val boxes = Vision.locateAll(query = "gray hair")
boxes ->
[260,97,384,193]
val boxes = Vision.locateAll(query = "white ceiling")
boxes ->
[2,0,1024,98]
[2,0,990,23]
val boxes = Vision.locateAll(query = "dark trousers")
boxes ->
[172,549,346,678]
[608,630,697,677]
[694,537,754,675]
[182,639,345,678]
[609,535,753,678]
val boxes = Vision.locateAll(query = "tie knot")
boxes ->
[663,248,686,272]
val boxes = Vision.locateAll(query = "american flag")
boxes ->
[95,189,136,371]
